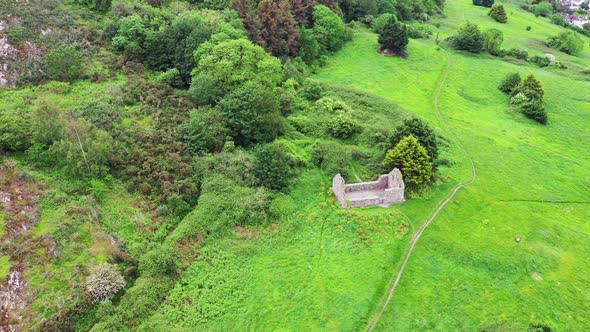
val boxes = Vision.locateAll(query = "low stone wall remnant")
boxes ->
[332,168,405,209]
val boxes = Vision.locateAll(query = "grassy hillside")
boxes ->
[1,0,588,330]
[134,88,465,330]
[315,1,590,330]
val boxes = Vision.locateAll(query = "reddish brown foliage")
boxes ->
[259,0,300,56]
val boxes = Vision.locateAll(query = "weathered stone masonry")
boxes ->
[332,168,405,208]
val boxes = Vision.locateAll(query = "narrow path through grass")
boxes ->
[366,48,478,331]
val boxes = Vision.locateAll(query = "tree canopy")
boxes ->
[191,38,284,97]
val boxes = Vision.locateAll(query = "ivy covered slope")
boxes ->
[0,0,589,331]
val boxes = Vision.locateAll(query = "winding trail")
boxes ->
[367,48,477,332]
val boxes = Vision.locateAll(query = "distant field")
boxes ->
[315,0,590,329]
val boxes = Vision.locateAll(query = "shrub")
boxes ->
[547,31,584,55]
[452,22,484,53]
[311,141,352,177]
[315,97,336,113]
[520,101,547,124]
[287,114,318,134]
[372,13,395,33]
[390,117,439,163]
[483,29,504,55]
[473,0,494,8]
[383,135,433,192]
[526,25,532,31]
[156,68,182,88]
[533,2,553,17]
[253,142,294,191]
[488,4,507,23]
[312,5,346,51]
[378,16,409,52]
[513,74,544,101]
[31,98,64,147]
[498,72,521,94]
[326,115,360,139]
[117,277,172,328]
[0,114,31,152]
[530,55,550,67]
[50,116,114,179]
[138,249,177,277]
[510,92,529,105]
[179,174,272,233]
[86,263,126,302]
[75,0,112,12]
[6,26,32,45]
[219,82,282,147]
[44,45,83,82]
[182,106,227,156]
[505,48,528,60]
[550,14,566,26]
[312,97,349,114]
[407,24,433,39]
[300,79,323,101]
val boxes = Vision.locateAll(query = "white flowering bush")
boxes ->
[86,263,126,302]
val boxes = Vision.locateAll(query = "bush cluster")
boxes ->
[547,31,584,55]
[499,73,547,124]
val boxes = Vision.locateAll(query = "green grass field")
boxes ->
[3,0,589,329]
[314,1,590,329]
[136,1,590,330]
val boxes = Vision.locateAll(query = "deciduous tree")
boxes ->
[312,5,346,52]
[44,45,83,82]
[259,0,300,56]
[192,39,284,96]
[219,82,282,146]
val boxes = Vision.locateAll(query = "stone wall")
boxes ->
[332,174,346,207]
[331,168,405,209]
[343,175,388,193]
[347,197,383,208]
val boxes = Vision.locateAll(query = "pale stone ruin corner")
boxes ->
[332,168,405,209]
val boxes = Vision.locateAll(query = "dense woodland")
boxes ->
[0,0,589,330]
